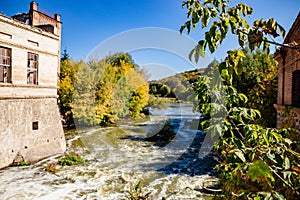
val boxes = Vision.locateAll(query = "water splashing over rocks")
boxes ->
[0,104,218,200]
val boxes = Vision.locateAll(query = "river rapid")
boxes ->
[0,104,217,200]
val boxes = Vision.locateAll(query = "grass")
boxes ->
[125,181,151,200]
[58,153,84,166]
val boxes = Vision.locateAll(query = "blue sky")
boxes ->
[1,0,299,80]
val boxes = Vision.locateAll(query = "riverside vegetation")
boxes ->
[181,0,300,199]
[58,51,299,199]
[59,52,149,127]
[57,1,300,198]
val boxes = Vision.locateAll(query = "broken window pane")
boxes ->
[0,46,11,83]
[27,52,38,84]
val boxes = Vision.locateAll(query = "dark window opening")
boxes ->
[0,46,12,83]
[32,121,38,130]
[292,70,300,107]
[27,52,38,84]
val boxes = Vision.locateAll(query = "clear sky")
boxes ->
[1,0,299,80]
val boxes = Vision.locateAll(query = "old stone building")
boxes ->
[274,12,300,129]
[0,2,66,168]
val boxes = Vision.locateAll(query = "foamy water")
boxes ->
[0,104,217,200]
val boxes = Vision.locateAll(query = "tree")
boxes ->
[158,85,172,97]
[59,52,149,126]
[232,49,278,127]
[72,52,149,126]
[61,49,70,61]
[59,57,80,126]
[72,62,99,125]
[181,1,300,199]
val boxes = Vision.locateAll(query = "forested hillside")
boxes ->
[149,68,205,102]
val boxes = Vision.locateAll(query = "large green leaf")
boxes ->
[247,160,274,182]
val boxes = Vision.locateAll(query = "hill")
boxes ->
[149,68,205,101]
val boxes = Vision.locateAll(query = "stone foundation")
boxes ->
[274,104,300,130]
[0,97,66,168]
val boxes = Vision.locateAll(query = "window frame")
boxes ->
[0,46,12,83]
[27,52,38,85]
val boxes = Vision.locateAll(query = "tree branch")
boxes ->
[237,29,300,51]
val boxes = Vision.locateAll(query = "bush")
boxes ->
[58,153,84,166]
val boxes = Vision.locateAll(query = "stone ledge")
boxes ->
[0,83,57,89]
[274,104,300,115]
[0,95,58,100]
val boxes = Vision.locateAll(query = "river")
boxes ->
[0,104,218,200]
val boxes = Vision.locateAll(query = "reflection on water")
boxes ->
[0,104,217,200]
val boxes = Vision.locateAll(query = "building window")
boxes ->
[292,70,300,107]
[32,121,39,130]
[0,46,12,83]
[27,52,38,84]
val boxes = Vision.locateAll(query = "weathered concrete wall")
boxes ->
[0,98,66,168]
[0,84,57,98]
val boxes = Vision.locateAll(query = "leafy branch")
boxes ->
[180,0,299,63]
[181,1,300,198]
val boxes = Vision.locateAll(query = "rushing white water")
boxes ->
[0,104,217,200]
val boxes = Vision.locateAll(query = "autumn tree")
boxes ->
[59,56,80,126]
[72,52,149,126]
[59,52,149,126]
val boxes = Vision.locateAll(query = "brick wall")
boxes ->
[275,12,300,129]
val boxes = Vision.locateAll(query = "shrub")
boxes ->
[58,153,84,166]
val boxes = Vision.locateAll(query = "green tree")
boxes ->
[158,85,171,97]
[150,84,157,95]
[181,0,300,199]
[61,49,70,61]
[232,49,278,127]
